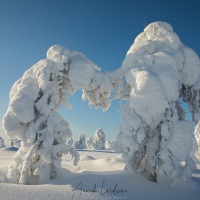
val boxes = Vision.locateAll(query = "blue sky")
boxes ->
[0,0,200,145]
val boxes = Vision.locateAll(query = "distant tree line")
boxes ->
[69,128,114,150]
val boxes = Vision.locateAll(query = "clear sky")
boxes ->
[0,0,200,145]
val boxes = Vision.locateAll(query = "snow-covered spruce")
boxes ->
[3,47,81,184]
[3,45,123,184]
[0,137,6,148]
[93,128,106,150]
[66,137,74,147]
[0,47,93,184]
[86,137,95,150]
[105,141,114,150]
[87,128,106,150]
[73,134,86,149]
[115,21,200,182]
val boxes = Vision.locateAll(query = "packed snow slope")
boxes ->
[0,149,200,200]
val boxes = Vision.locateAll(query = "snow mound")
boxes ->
[80,155,95,161]
[0,147,18,152]
[0,150,199,200]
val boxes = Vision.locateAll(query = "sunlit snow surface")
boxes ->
[0,149,200,200]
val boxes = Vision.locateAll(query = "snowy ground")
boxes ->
[0,148,200,200]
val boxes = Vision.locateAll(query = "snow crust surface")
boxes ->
[0,149,200,200]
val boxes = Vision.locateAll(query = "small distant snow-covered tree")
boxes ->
[105,141,114,150]
[0,137,6,148]
[66,137,74,147]
[92,128,106,150]
[86,129,106,150]
[86,137,94,150]
[73,134,86,149]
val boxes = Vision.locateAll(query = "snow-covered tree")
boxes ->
[115,22,200,182]
[105,141,114,150]
[94,128,106,150]
[88,128,106,150]
[66,137,74,147]
[73,134,86,149]
[3,45,120,184]
[10,138,21,148]
[2,46,97,184]
[86,137,94,150]
[0,137,6,148]
[86,128,106,150]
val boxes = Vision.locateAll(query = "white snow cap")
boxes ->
[47,45,101,90]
